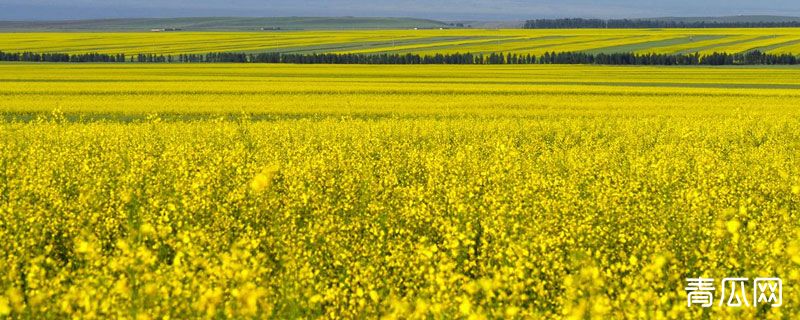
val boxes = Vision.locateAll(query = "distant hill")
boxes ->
[4,16,800,32]
[0,17,450,31]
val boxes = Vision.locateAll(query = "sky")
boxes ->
[2,0,800,21]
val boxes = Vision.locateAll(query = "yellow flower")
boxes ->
[140,223,156,236]
[459,299,472,315]
[0,296,10,316]
[725,219,740,234]
[505,306,520,317]
[250,165,279,192]
[75,239,93,254]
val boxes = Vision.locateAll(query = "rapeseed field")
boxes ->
[2,29,800,56]
[1,64,799,318]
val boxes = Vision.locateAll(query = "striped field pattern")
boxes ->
[2,29,800,56]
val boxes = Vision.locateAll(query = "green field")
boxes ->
[2,29,800,56]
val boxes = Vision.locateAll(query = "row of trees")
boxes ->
[0,51,127,62]
[524,18,800,29]
[1,50,797,65]
[538,50,799,65]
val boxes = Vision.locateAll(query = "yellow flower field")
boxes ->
[1,64,799,318]
[2,28,800,56]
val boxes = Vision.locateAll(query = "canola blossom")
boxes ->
[0,64,799,318]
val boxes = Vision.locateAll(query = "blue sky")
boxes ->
[2,0,800,20]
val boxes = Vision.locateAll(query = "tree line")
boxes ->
[0,52,127,62]
[0,50,797,65]
[524,18,800,29]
